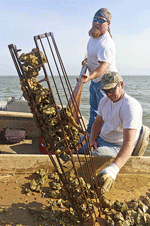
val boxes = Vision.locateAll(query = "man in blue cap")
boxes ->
[82,8,118,134]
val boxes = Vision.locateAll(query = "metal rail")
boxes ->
[8,32,102,224]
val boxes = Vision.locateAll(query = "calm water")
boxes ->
[0,75,150,155]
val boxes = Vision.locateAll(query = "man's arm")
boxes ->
[89,115,103,148]
[97,128,137,194]
[82,61,110,83]
[113,128,137,169]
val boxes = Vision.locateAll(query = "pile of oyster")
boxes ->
[102,195,150,226]
[19,48,80,157]
[19,48,47,78]
[28,206,80,226]
[24,169,98,225]
[22,169,150,225]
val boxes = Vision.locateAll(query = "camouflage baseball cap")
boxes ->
[94,8,112,22]
[99,72,123,90]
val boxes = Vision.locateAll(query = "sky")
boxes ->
[0,0,150,76]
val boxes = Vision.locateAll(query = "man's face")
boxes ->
[102,82,124,102]
[89,16,110,38]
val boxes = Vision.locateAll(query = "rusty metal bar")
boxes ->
[8,32,102,224]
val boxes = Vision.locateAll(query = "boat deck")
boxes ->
[0,137,41,154]
[0,110,150,225]
[0,155,150,225]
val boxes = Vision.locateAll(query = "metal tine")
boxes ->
[49,39,100,191]
[33,35,86,146]
[62,160,99,215]
[8,45,23,78]
[34,34,88,156]
[65,184,97,222]
[8,45,64,176]
[70,168,101,216]
[51,35,88,137]
[9,49,65,180]
[34,36,81,153]
[48,33,73,102]
[35,34,66,110]
[50,33,87,131]
[64,169,98,212]
[50,33,76,106]
[39,33,85,134]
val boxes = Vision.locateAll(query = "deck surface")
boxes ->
[0,132,150,225]
[0,170,150,225]
[0,138,41,154]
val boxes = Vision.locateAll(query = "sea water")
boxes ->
[0,75,150,155]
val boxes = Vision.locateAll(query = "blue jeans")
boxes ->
[78,135,121,157]
[87,80,104,133]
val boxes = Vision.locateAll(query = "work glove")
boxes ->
[97,163,119,195]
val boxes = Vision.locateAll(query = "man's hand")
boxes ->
[97,173,114,195]
[81,58,87,65]
[81,74,91,83]
[89,140,97,149]
[97,163,119,195]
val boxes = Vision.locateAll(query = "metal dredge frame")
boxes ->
[8,32,102,224]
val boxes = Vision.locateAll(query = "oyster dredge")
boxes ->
[0,32,149,225]
[7,32,103,225]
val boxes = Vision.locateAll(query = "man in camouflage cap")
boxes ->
[81,8,118,134]
[79,71,142,195]
[99,71,123,89]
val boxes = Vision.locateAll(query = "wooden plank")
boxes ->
[0,154,55,174]
[0,155,150,175]
[0,111,33,118]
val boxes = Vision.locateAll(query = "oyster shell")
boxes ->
[114,212,125,222]
[19,49,80,158]
[114,200,128,213]
[142,196,150,207]
[138,200,149,213]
